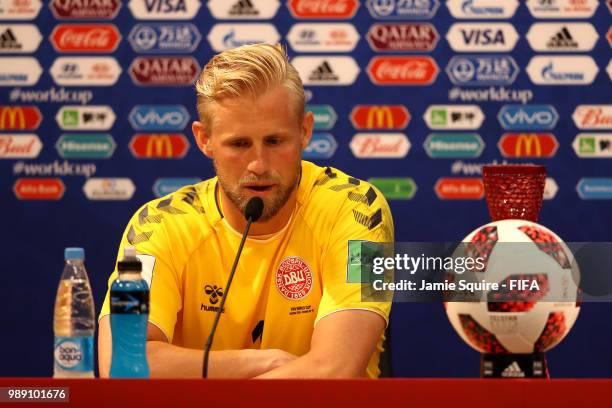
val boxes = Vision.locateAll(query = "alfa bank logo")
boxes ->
[435,178,483,200]
[526,56,598,85]
[526,23,598,52]
[0,134,42,159]
[367,23,439,52]
[0,0,42,20]
[446,0,519,19]
[446,55,519,86]
[350,105,410,130]
[287,23,359,53]
[446,23,519,52]
[498,133,559,158]
[208,0,280,19]
[573,105,612,130]
[128,23,201,53]
[130,133,190,158]
[349,133,411,158]
[498,105,559,130]
[129,105,190,131]
[0,25,42,53]
[0,57,42,86]
[14,178,65,200]
[366,0,440,19]
[51,24,121,53]
[367,56,439,85]
[292,56,359,86]
[50,0,121,19]
[207,24,280,52]
[50,57,122,86]
[128,0,201,20]
[526,0,598,18]
[0,106,42,130]
[129,56,200,86]
[288,0,359,19]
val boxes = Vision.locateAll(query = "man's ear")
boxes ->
[192,121,213,158]
[300,111,314,150]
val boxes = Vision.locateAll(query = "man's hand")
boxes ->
[98,315,297,378]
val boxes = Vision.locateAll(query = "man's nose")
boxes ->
[246,144,270,176]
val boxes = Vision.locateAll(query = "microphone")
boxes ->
[202,197,264,377]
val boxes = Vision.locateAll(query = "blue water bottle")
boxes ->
[109,246,150,378]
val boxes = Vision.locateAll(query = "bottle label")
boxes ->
[54,336,93,372]
[110,290,150,314]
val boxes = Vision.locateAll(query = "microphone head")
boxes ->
[244,197,264,222]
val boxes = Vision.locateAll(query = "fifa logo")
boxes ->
[366,106,394,129]
[0,107,26,129]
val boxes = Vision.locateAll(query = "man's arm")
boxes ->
[98,315,297,378]
[256,310,385,378]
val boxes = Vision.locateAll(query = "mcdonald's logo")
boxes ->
[129,134,190,159]
[350,105,410,130]
[498,133,558,158]
[0,106,42,130]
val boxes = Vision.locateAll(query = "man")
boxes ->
[98,44,394,378]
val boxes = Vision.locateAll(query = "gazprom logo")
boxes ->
[129,105,189,131]
[498,105,559,130]
[303,133,337,160]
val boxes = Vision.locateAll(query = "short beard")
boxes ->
[214,160,301,222]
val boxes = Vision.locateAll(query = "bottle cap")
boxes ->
[65,247,85,261]
[117,246,141,273]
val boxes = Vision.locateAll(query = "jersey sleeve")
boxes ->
[315,180,394,326]
[99,202,183,343]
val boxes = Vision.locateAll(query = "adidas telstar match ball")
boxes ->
[445,219,580,354]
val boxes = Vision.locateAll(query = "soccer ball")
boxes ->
[445,219,580,354]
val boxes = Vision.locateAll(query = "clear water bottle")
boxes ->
[53,247,95,378]
[110,246,150,378]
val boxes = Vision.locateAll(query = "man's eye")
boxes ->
[266,138,282,145]
[231,140,249,148]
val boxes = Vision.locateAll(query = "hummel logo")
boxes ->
[204,284,224,304]
[309,61,338,82]
[501,361,525,378]
[229,0,259,16]
[0,28,22,50]
[546,27,578,49]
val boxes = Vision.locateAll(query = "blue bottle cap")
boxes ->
[65,247,85,261]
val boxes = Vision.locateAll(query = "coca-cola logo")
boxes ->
[349,133,411,158]
[367,56,439,85]
[367,23,439,52]
[50,0,121,19]
[129,57,201,86]
[573,105,612,129]
[51,24,121,52]
[288,0,359,19]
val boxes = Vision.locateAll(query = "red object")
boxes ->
[13,178,65,200]
[130,134,190,159]
[483,165,546,222]
[350,105,410,130]
[0,379,611,407]
[367,23,439,52]
[367,56,439,85]
[435,178,484,200]
[129,57,200,86]
[288,0,359,19]
[498,133,559,158]
[50,0,121,19]
[0,106,42,130]
[51,24,121,53]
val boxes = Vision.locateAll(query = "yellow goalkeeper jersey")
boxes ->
[100,160,394,377]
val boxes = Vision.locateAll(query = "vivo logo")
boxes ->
[128,105,189,131]
[497,105,559,130]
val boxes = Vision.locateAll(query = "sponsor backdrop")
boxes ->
[1,0,611,377]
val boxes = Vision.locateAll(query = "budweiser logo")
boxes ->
[349,133,410,158]
[0,134,42,158]
[573,106,612,129]
[51,24,120,52]
[368,56,438,85]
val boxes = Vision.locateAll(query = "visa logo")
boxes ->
[144,0,187,13]
[498,105,559,130]
[461,29,505,45]
[129,105,189,131]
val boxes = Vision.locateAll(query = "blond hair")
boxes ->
[195,43,305,134]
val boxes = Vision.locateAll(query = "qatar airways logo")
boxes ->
[350,133,411,158]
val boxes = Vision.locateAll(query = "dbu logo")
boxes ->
[129,105,189,131]
[497,105,559,130]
